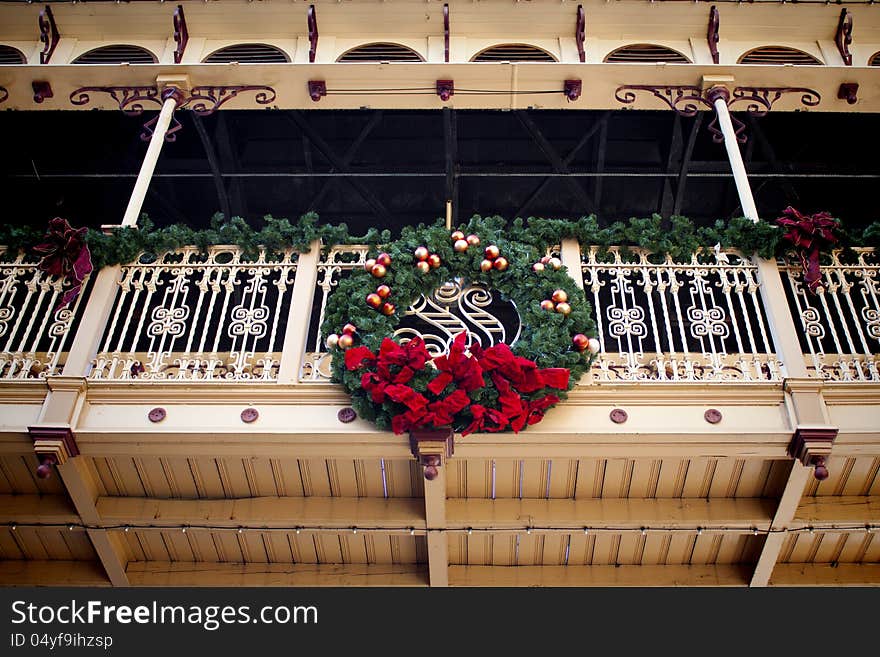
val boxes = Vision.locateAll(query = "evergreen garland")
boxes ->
[2,212,878,267]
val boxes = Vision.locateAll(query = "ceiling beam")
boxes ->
[769,563,880,586]
[443,107,458,225]
[214,112,247,219]
[96,496,425,530]
[591,113,609,215]
[0,494,78,524]
[449,564,749,587]
[673,112,703,216]
[0,560,110,587]
[750,460,810,587]
[747,114,801,206]
[660,113,683,217]
[423,460,449,587]
[127,562,428,587]
[793,496,880,525]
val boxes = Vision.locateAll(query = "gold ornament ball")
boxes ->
[533,262,545,273]
[451,230,465,241]
[587,338,601,355]
[414,246,429,261]
[493,256,509,271]
[540,255,551,265]
[548,257,562,270]
[485,245,500,260]
[466,234,481,246]
[480,259,493,272]
[376,285,391,299]
[364,258,376,272]
[540,300,555,311]
[342,323,357,335]
[337,333,354,349]
[571,333,588,351]
[428,254,442,268]
[381,302,396,316]
[376,252,392,267]
[551,289,568,304]
[454,239,469,253]
[325,333,339,349]
[416,260,431,274]
[366,293,382,309]
[371,263,387,278]
[556,302,572,315]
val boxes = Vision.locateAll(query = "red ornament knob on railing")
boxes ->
[36,454,58,479]
[813,456,829,481]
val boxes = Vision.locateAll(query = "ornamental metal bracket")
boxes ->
[0,87,8,105]
[173,4,189,64]
[32,80,53,103]
[838,82,858,105]
[614,84,820,143]
[788,426,837,481]
[308,80,326,102]
[707,5,720,64]
[308,4,318,63]
[28,426,79,480]
[410,428,454,481]
[69,84,276,139]
[836,8,853,66]
[575,4,585,63]
[564,79,582,102]
[443,3,450,63]
[436,79,454,101]
[38,5,60,65]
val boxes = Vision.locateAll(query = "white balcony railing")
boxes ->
[0,251,88,379]
[89,246,299,381]
[781,248,880,382]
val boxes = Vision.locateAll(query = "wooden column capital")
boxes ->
[410,428,454,480]
[788,426,838,481]
[28,426,79,479]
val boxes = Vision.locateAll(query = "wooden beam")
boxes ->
[0,560,110,586]
[750,460,810,587]
[659,113,683,217]
[449,565,750,587]
[96,496,425,529]
[126,562,428,587]
[57,457,130,586]
[423,461,448,586]
[769,563,880,587]
[673,112,702,215]
[0,494,79,524]
[214,112,247,218]
[446,498,775,530]
[794,496,880,525]
[591,113,609,213]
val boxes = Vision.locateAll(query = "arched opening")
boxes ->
[604,44,690,64]
[471,44,556,62]
[72,45,157,64]
[0,45,26,65]
[203,44,289,63]
[869,51,880,66]
[738,46,821,65]
[337,43,423,62]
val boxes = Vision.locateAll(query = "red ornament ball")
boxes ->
[371,263,387,278]
[376,252,392,267]
[366,293,382,309]
[364,258,376,272]
[381,302,396,316]
[414,246,429,261]
[466,234,481,246]
[540,255,551,265]
[416,260,431,274]
[572,334,588,351]
[376,285,391,299]
[587,338,601,354]
[454,239,469,253]
[540,300,555,311]
[548,257,562,270]
[533,262,545,273]
[552,289,568,304]
[338,333,354,349]
[451,230,465,241]
[493,257,509,271]
[428,254,442,268]
[325,333,339,349]
[485,245,500,260]
[480,259,493,272]
[556,302,572,315]
[342,323,357,335]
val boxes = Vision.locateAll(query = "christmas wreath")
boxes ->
[321,218,599,435]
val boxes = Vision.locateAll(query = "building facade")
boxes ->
[0,0,878,587]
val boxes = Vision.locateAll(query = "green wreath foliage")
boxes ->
[320,216,597,433]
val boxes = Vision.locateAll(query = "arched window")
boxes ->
[870,51,880,66]
[72,45,157,64]
[0,45,26,64]
[471,44,556,62]
[738,46,821,65]
[604,44,690,64]
[337,43,423,62]
[203,44,289,63]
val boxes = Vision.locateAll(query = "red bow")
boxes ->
[428,332,485,395]
[33,217,93,311]
[777,206,839,294]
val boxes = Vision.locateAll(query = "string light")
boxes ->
[697,527,703,536]
[181,526,187,534]
[410,528,416,536]
[526,527,532,535]
[237,527,243,534]
[640,527,647,536]
[68,524,75,531]
[295,527,301,534]
[467,528,473,535]
[753,527,759,536]
[124,526,130,533]
[583,527,589,535]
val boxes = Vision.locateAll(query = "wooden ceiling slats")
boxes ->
[762,459,792,498]
[0,455,63,495]
[0,527,25,559]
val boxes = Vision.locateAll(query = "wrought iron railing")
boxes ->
[89,246,298,381]
[579,247,781,383]
[0,250,89,379]
[780,248,879,382]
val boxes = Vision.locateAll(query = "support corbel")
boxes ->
[436,80,454,102]
[410,428,454,480]
[443,4,450,63]
[173,5,189,64]
[32,80,53,103]
[575,5,585,63]
[38,5,59,65]
[836,9,853,66]
[788,426,837,481]
[707,6,720,64]
[28,426,79,479]
[308,5,318,63]
[0,87,8,104]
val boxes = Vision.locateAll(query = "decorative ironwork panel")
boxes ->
[300,245,524,382]
[0,250,90,379]
[90,246,298,381]
[580,247,781,382]
[780,248,880,381]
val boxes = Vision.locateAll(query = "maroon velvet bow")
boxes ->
[776,206,839,294]
[32,217,93,310]
[427,332,485,395]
